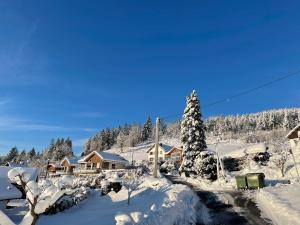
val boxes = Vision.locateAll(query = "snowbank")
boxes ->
[256,183,300,225]
[38,176,200,225]
[115,177,199,225]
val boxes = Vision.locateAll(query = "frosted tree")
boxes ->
[180,90,207,175]
[17,150,27,163]
[126,124,142,147]
[270,140,290,177]
[28,148,36,160]
[117,131,127,152]
[4,167,66,225]
[5,147,19,163]
[141,116,152,141]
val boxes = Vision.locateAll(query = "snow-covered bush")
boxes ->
[223,156,246,172]
[252,152,270,166]
[194,151,217,181]
[135,161,150,176]
[100,174,123,195]
[7,167,67,225]
[45,187,90,215]
[160,161,178,174]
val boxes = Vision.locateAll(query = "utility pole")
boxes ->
[45,159,49,179]
[153,117,160,178]
[220,157,225,177]
[215,143,221,186]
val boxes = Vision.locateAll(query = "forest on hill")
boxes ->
[83,108,300,155]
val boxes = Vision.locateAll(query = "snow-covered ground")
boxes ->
[256,183,300,225]
[37,176,199,225]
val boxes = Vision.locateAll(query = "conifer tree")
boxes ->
[180,90,207,175]
[6,147,19,162]
[28,148,36,159]
[141,116,152,141]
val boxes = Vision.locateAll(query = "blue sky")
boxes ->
[1,0,300,155]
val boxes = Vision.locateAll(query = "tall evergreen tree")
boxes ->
[28,148,36,159]
[180,90,207,175]
[65,137,72,148]
[6,147,19,162]
[141,116,152,141]
[17,150,27,162]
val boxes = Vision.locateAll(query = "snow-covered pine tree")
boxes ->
[28,148,36,160]
[180,90,207,176]
[17,150,27,163]
[141,116,152,141]
[117,130,126,152]
[5,147,19,163]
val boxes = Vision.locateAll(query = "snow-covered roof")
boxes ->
[60,157,78,166]
[5,161,28,167]
[48,163,62,168]
[79,151,128,164]
[160,144,173,152]
[286,124,300,139]
[244,143,267,155]
[146,143,174,153]
[214,143,267,158]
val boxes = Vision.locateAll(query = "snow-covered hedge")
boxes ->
[45,187,90,215]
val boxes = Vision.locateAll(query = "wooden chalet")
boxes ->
[60,157,78,174]
[47,163,63,174]
[76,151,128,174]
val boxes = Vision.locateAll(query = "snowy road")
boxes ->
[165,175,272,225]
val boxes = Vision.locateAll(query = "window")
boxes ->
[149,158,154,161]
[150,152,153,155]
[112,164,115,169]
[159,157,163,161]
[160,151,163,154]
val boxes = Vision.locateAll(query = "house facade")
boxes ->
[147,143,183,165]
[286,124,300,155]
[76,151,128,174]
[60,157,78,174]
[47,163,64,174]
[164,147,183,164]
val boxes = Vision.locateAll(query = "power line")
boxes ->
[161,68,300,120]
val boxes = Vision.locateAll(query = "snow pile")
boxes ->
[38,176,200,225]
[114,176,199,225]
[256,183,300,225]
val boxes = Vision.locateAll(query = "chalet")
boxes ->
[77,151,128,173]
[47,163,64,175]
[60,157,78,174]
[286,124,300,151]
[147,143,183,165]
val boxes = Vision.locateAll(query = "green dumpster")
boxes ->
[246,173,265,189]
[235,175,248,189]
